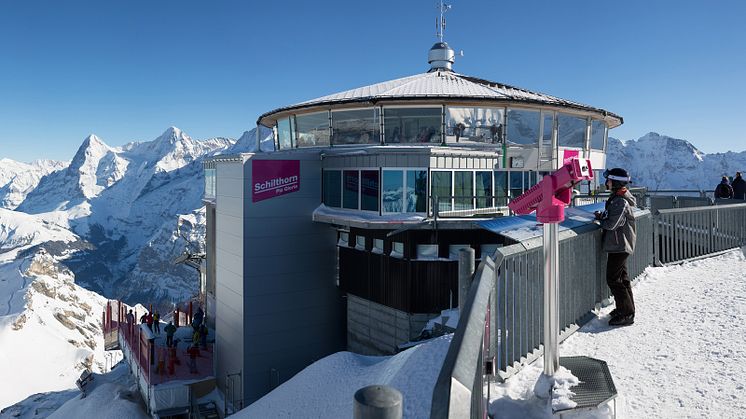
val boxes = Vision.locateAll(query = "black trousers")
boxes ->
[607,252,635,315]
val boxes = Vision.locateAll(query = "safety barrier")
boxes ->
[432,200,746,418]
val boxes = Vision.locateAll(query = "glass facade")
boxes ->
[361,170,379,211]
[507,109,540,146]
[476,171,492,208]
[406,170,427,212]
[204,168,216,200]
[509,171,523,198]
[277,117,293,149]
[557,114,587,148]
[343,170,359,209]
[384,108,442,143]
[431,171,452,212]
[296,112,330,147]
[454,171,474,210]
[446,107,503,143]
[332,109,381,145]
[494,171,508,205]
[382,170,404,212]
[323,170,341,207]
[591,120,606,150]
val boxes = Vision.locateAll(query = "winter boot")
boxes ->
[609,313,634,326]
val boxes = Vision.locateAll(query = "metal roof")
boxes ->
[258,71,623,127]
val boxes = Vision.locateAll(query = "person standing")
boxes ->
[164,321,177,347]
[594,168,637,327]
[714,176,734,199]
[153,311,161,335]
[731,172,746,200]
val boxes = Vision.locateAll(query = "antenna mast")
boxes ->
[436,0,451,43]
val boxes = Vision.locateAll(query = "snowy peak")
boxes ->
[0,158,69,209]
[607,132,746,190]
[232,126,274,153]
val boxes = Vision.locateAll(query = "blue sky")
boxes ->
[1,1,744,162]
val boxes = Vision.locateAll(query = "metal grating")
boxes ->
[554,356,617,413]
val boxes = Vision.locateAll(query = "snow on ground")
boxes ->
[236,334,453,419]
[489,249,746,419]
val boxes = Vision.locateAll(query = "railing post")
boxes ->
[458,248,476,310]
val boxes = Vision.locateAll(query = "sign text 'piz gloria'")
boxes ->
[252,160,300,203]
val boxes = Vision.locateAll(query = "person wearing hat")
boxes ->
[594,168,637,326]
[731,172,745,200]
[714,176,734,199]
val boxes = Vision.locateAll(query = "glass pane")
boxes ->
[361,170,379,211]
[476,171,492,208]
[542,113,554,145]
[332,108,380,145]
[204,168,216,199]
[277,118,292,150]
[591,120,606,150]
[557,114,587,148]
[407,170,428,212]
[323,170,341,207]
[382,171,404,213]
[343,170,359,209]
[454,171,474,210]
[384,108,442,144]
[296,112,330,147]
[446,107,504,144]
[431,171,452,212]
[507,109,540,146]
[509,171,523,198]
[494,171,508,206]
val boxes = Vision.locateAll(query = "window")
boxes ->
[507,109,540,146]
[382,170,404,212]
[343,170,359,209]
[332,108,380,145]
[384,108,442,144]
[204,168,216,200]
[361,170,379,211]
[431,171,452,212]
[454,171,474,210]
[296,112,330,147]
[323,170,341,207]
[591,120,606,150]
[446,107,504,143]
[557,114,587,148]
[494,171,508,205]
[509,171,523,198]
[542,112,554,146]
[476,171,493,208]
[406,170,427,212]
[277,117,293,149]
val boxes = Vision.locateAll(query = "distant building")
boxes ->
[203,41,622,406]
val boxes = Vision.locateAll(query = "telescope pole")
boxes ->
[543,222,560,376]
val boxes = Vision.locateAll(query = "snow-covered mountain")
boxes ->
[0,208,117,408]
[607,132,746,191]
[9,126,272,305]
[0,158,68,209]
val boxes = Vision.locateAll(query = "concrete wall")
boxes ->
[214,159,246,404]
[241,151,345,404]
[347,294,435,355]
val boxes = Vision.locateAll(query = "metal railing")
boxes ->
[432,199,746,418]
[655,203,746,264]
[430,195,509,218]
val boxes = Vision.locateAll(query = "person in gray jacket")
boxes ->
[594,168,637,326]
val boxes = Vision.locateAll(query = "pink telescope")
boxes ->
[508,158,594,223]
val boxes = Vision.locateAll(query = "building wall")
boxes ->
[347,294,434,355]
[241,151,345,404]
[205,201,217,329]
[214,159,246,405]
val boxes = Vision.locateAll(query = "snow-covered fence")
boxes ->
[655,202,746,264]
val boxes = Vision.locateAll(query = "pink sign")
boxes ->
[562,149,579,164]
[251,160,300,203]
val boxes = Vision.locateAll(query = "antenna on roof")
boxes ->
[436,0,451,43]
[428,0,456,71]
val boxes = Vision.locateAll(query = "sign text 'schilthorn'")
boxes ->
[251,160,301,203]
